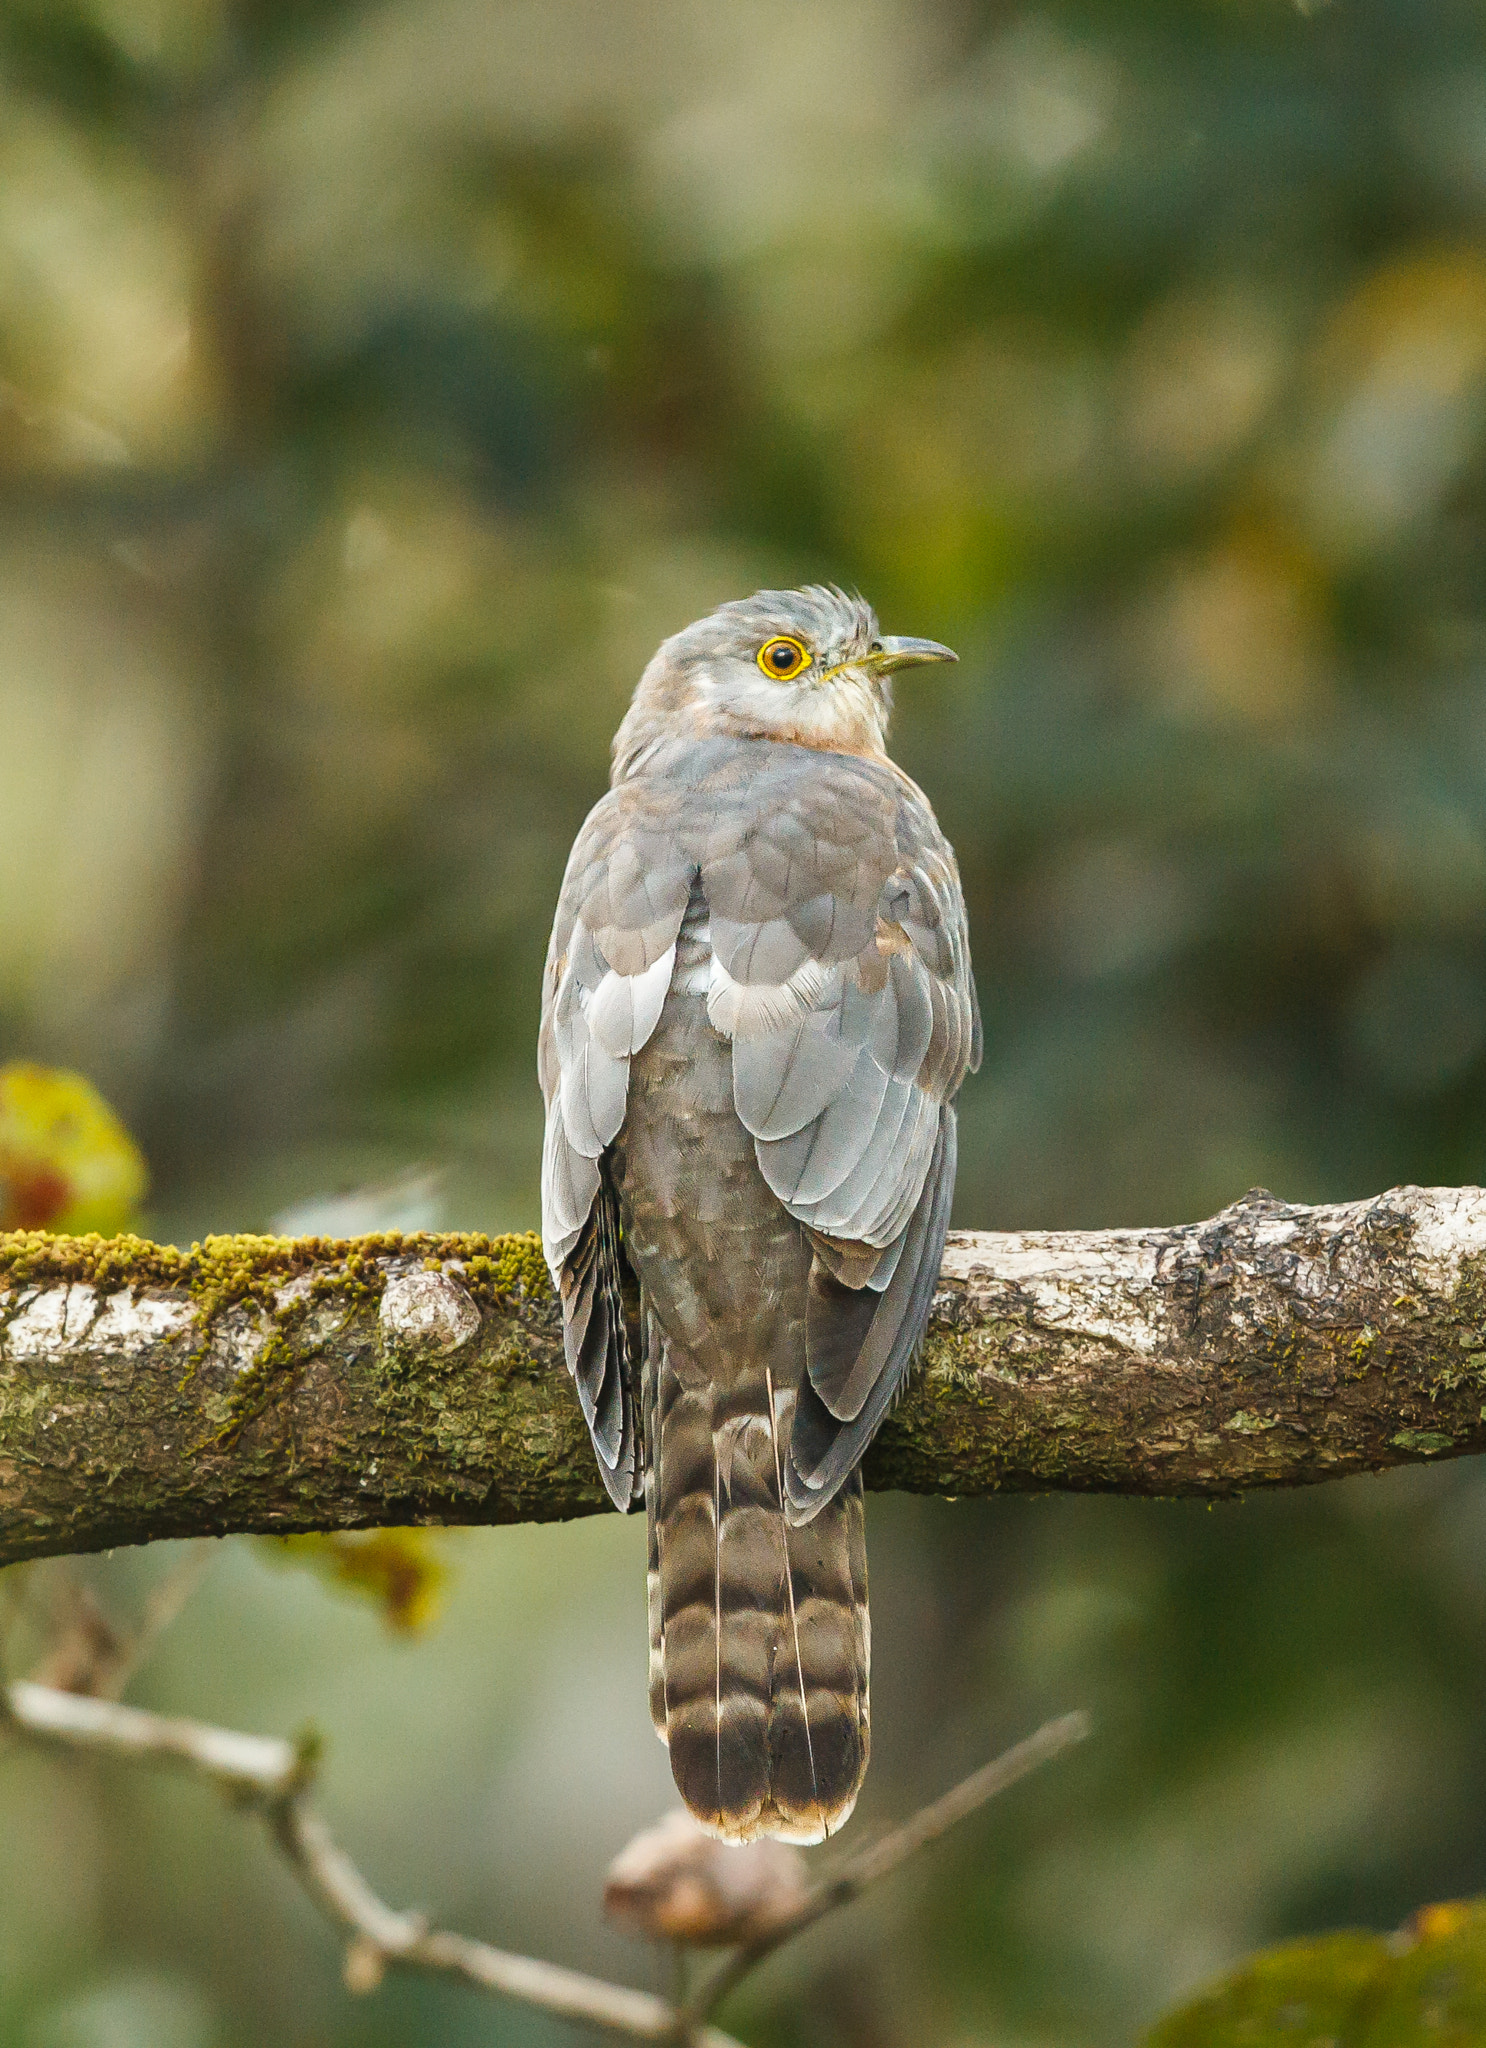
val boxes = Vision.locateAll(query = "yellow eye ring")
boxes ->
[757,635,811,682]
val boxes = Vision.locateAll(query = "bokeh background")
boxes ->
[5,0,1486,2041]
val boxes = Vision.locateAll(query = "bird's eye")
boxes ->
[757,635,810,682]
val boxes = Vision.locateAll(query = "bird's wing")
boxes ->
[698,746,980,1520]
[539,780,695,1508]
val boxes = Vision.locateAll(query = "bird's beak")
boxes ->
[821,636,958,682]
[865,635,958,674]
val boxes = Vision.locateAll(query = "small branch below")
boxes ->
[6,1677,297,1790]
[0,1676,742,2048]
[2,1677,1086,2048]
[686,1712,1092,2028]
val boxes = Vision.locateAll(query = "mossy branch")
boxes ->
[5,1183,1486,1568]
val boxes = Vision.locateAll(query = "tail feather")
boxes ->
[646,1322,868,1843]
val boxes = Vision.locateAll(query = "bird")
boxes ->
[539,585,979,1844]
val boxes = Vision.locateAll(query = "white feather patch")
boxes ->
[583,943,677,1056]
[541,1113,597,1278]
[706,953,833,1040]
[560,1035,628,1159]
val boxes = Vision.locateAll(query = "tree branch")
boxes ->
[684,1710,1091,2030]
[0,1676,744,2048]
[3,1671,1084,2046]
[5,1182,1486,1567]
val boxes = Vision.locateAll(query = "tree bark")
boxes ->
[4,1183,1486,1569]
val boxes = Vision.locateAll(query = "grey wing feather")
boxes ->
[560,1172,636,1511]
[540,782,695,1507]
[787,1108,957,1515]
[697,747,978,1524]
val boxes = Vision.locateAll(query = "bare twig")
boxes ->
[28,1579,131,1695]
[686,1711,1093,2029]
[0,1677,742,2048]
[1,1676,1088,2048]
[267,1796,745,2044]
[3,1678,298,1790]
[10,1548,214,1699]
[130,1548,215,1682]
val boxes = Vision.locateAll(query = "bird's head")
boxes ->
[612,585,956,780]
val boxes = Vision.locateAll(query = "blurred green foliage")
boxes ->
[1146,1900,1486,2045]
[7,0,1486,2044]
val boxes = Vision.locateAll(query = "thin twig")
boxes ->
[125,1546,216,1690]
[266,1797,741,2043]
[2,1678,742,2048]
[1,1678,1088,2048]
[4,1679,299,1791]
[38,1545,218,1699]
[685,1711,1092,2028]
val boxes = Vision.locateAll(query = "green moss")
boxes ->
[0,1376,55,1430]
[0,1229,189,1294]
[1448,1250,1486,1342]
[0,1227,550,1300]
[1345,1324,1378,1378]
[1254,1324,1308,1376]
[0,1227,557,1450]
[1390,1429,1455,1454]
[460,1233,551,1308]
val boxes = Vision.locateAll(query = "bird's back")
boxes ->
[612,871,870,1841]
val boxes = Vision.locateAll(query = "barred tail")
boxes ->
[645,1325,869,1844]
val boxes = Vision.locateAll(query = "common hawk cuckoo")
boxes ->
[540,586,979,1843]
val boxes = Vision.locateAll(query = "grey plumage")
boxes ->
[539,586,978,1842]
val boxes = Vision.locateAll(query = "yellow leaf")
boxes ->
[258,1530,450,1636]
[0,1062,147,1234]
